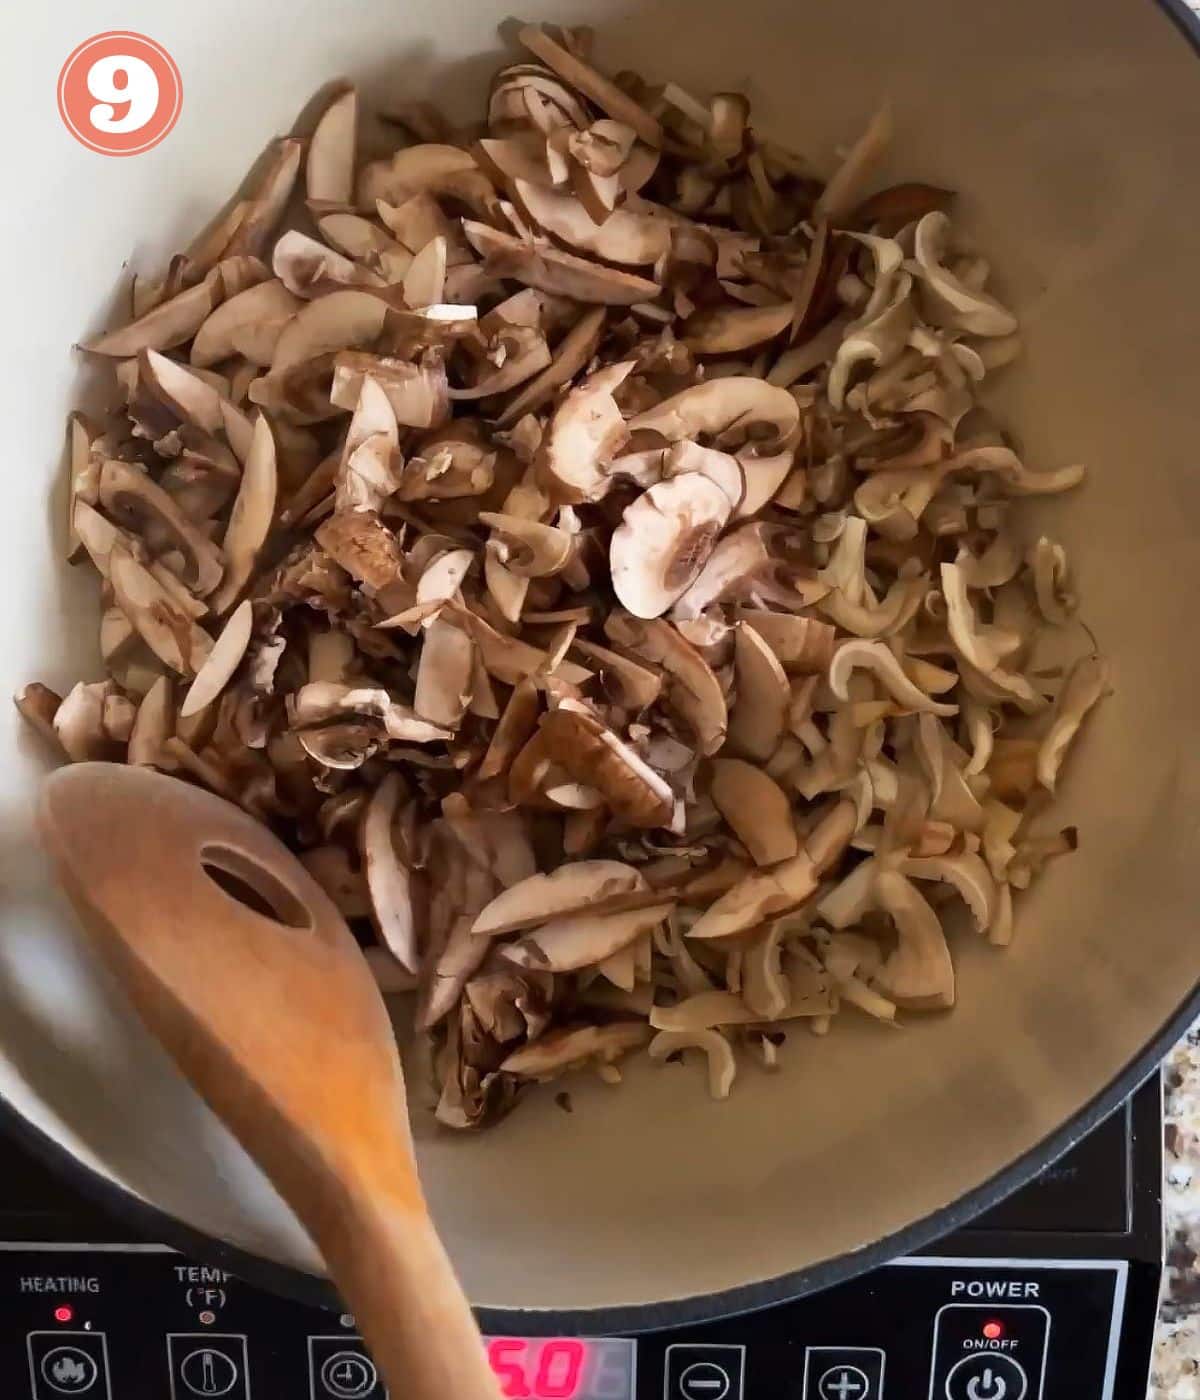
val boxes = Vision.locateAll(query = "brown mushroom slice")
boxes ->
[504,902,673,973]
[453,607,591,687]
[358,144,494,215]
[727,623,789,762]
[829,640,958,717]
[734,449,794,519]
[139,349,227,435]
[270,289,389,372]
[629,378,800,448]
[126,676,174,768]
[1037,655,1108,792]
[709,758,798,866]
[872,869,955,1010]
[736,611,835,676]
[497,306,606,427]
[500,1022,650,1078]
[307,85,357,207]
[478,512,573,578]
[98,459,225,598]
[413,617,474,729]
[401,236,448,309]
[610,474,732,619]
[683,301,792,355]
[211,414,277,614]
[516,25,662,148]
[82,272,222,357]
[272,231,377,299]
[603,612,727,755]
[648,1028,736,1099]
[817,856,879,929]
[540,701,675,829]
[297,723,381,770]
[109,545,213,677]
[191,279,300,368]
[360,771,418,973]
[179,600,253,718]
[903,853,997,933]
[448,330,552,401]
[513,180,671,266]
[814,102,894,224]
[50,682,123,761]
[292,682,451,743]
[570,639,661,710]
[15,683,65,752]
[539,360,634,503]
[463,221,660,305]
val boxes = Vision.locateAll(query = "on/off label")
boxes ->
[57,31,183,156]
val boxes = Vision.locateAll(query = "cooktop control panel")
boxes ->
[0,1250,1130,1399]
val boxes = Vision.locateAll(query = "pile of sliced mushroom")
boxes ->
[18,25,1108,1128]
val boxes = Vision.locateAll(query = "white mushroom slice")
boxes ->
[829,640,958,716]
[872,869,955,1009]
[414,617,473,728]
[735,449,794,519]
[629,378,800,447]
[1029,536,1077,625]
[610,474,732,619]
[109,546,213,677]
[709,759,798,866]
[570,639,661,710]
[478,512,573,577]
[292,683,451,742]
[1037,655,1108,792]
[514,180,671,265]
[661,441,743,510]
[649,991,758,1032]
[497,306,606,427]
[211,414,277,614]
[448,329,552,400]
[904,853,998,933]
[817,856,879,929]
[688,801,855,941]
[501,1022,650,1078]
[140,349,226,434]
[402,236,448,308]
[463,221,660,304]
[380,546,476,630]
[191,279,300,368]
[307,86,356,207]
[684,301,792,354]
[271,231,376,298]
[648,1028,736,1099]
[473,860,648,937]
[742,920,792,1019]
[126,676,174,768]
[298,723,381,770]
[484,548,529,623]
[912,212,1018,337]
[727,623,789,761]
[453,608,591,687]
[539,361,634,503]
[361,772,418,973]
[223,138,302,258]
[180,600,253,718]
[604,613,727,755]
[82,273,222,357]
[331,354,449,430]
[357,142,489,210]
[504,902,673,973]
[270,289,389,372]
[540,702,675,828]
[49,682,118,761]
[736,611,835,676]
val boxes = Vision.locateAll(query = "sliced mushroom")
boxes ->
[684,301,792,354]
[570,638,662,710]
[517,25,662,147]
[629,377,800,447]
[82,272,223,357]
[292,682,451,742]
[192,279,301,369]
[1037,655,1107,792]
[829,640,958,716]
[361,772,417,972]
[504,902,673,973]
[413,617,473,728]
[727,623,789,761]
[127,676,174,767]
[211,414,277,614]
[109,546,213,677]
[478,512,573,577]
[98,458,225,597]
[904,852,997,933]
[464,221,661,304]
[648,1028,736,1098]
[270,289,389,372]
[538,360,634,503]
[180,600,254,718]
[497,306,606,427]
[500,1021,650,1078]
[610,473,732,618]
[540,700,675,828]
[736,611,834,676]
[872,869,955,1009]
[514,180,671,265]
[709,758,797,866]
[604,612,727,754]
[307,85,357,207]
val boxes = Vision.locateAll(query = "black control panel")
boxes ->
[0,1250,1135,1399]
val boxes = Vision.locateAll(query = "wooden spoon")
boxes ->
[38,761,500,1400]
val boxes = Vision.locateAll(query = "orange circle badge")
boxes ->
[57,32,182,156]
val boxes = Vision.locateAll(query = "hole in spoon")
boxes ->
[199,844,314,930]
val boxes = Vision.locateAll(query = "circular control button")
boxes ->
[40,1347,99,1394]
[179,1347,239,1397]
[945,1354,1028,1400]
[678,1360,731,1400]
[320,1351,378,1399]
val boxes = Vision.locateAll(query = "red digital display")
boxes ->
[483,1336,635,1400]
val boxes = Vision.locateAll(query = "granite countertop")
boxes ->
[1152,1020,1200,1396]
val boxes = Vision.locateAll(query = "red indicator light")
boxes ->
[53,1306,74,1324]
[982,1320,1004,1340]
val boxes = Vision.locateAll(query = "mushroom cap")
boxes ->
[538,361,635,503]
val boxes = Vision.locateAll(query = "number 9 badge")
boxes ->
[57,32,183,156]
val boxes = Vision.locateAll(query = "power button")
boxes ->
[944,1354,1027,1400]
